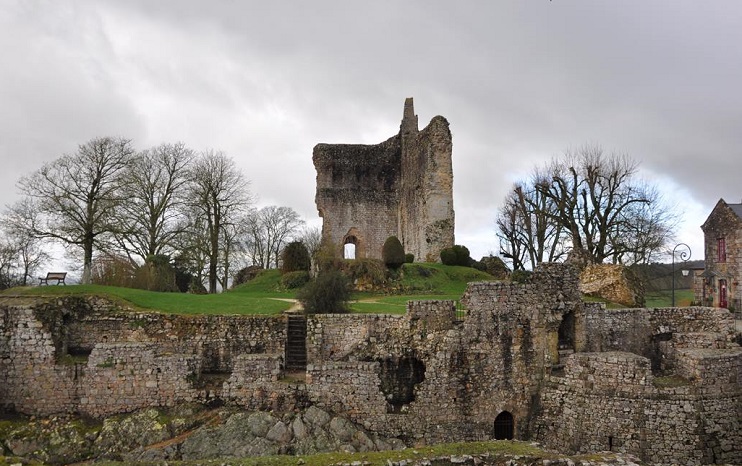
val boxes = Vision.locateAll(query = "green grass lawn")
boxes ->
[347,263,493,313]
[644,289,694,308]
[3,264,698,315]
[1,264,495,316]
[2,275,292,316]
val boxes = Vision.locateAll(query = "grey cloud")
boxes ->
[3,0,742,259]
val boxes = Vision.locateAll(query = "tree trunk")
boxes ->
[82,238,94,284]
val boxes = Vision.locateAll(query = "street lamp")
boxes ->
[671,243,692,307]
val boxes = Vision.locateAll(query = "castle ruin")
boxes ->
[1,263,740,465]
[313,98,454,262]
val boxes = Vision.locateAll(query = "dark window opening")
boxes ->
[608,436,613,451]
[494,411,515,440]
[558,311,575,350]
[649,332,673,374]
[378,356,426,413]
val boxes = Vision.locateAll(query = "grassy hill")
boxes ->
[1,263,494,316]
[3,262,701,315]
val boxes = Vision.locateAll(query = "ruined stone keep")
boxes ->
[313,98,454,262]
[2,263,740,465]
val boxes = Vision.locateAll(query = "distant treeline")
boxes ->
[630,260,704,292]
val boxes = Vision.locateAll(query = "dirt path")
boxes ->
[270,298,303,312]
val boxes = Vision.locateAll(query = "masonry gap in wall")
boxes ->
[377,356,425,414]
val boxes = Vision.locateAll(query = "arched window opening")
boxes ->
[344,243,356,259]
[344,235,358,260]
[493,411,514,440]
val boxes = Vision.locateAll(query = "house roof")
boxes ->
[700,269,734,279]
[730,203,742,219]
[701,199,742,231]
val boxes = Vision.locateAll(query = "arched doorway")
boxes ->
[719,279,728,308]
[493,411,514,440]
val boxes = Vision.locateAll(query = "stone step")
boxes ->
[285,316,307,371]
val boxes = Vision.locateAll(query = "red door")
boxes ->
[719,279,728,308]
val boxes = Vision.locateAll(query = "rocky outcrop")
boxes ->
[579,263,645,307]
[0,405,405,464]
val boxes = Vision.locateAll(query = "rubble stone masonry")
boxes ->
[1,263,740,465]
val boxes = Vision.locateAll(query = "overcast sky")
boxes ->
[2,1,741,264]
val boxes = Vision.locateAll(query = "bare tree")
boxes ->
[0,239,18,290]
[17,137,134,283]
[297,225,323,266]
[3,199,51,285]
[187,151,251,293]
[497,171,567,270]
[497,144,676,267]
[243,206,305,269]
[114,142,194,263]
[218,220,247,290]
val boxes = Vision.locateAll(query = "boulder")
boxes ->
[579,264,645,307]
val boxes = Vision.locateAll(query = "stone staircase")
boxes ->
[285,315,307,371]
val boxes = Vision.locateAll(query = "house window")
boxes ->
[718,238,726,262]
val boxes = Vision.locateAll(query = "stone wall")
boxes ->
[1,263,740,465]
[0,296,286,416]
[313,98,454,262]
[535,350,742,465]
[584,305,736,356]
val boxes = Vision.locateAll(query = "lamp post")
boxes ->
[671,243,691,307]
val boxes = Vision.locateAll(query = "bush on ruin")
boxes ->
[382,236,406,269]
[297,269,351,314]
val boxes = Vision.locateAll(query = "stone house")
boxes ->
[698,199,742,310]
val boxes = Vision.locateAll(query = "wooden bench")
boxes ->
[39,272,67,286]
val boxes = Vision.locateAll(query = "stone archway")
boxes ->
[343,239,357,259]
[342,228,364,259]
[493,411,514,440]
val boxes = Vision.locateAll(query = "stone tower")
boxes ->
[313,98,454,262]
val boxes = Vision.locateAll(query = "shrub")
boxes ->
[281,241,311,273]
[405,253,414,264]
[343,258,387,287]
[281,270,311,289]
[452,245,471,266]
[382,236,406,269]
[172,255,198,292]
[441,245,472,267]
[511,270,533,283]
[479,255,511,279]
[440,247,457,266]
[297,270,351,314]
[315,238,343,272]
[91,255,135,287]
[132,254,178,292]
